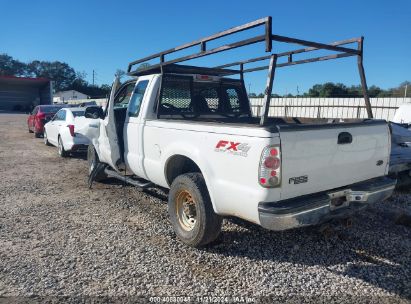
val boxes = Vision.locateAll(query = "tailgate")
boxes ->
[279,121,390,200]
[74,117,100,142]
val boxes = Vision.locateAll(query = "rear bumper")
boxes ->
[34,122,45,134]
[258,176,396,231]
[64,136,90,152]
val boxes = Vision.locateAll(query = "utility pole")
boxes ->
[92,70,96,86]
[248,83,251,94]
[405,84,408,98]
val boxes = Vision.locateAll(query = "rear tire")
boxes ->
[168,173,223,247]
[87,145,107,182]
[58,136,68,157]
[28,127,34,133]
[43,131,51,146]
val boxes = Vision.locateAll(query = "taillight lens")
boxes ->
[259,145,281,187]
[37,113,45,120]
[67,124,75,137]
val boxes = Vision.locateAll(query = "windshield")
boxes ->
[158,75,251,118]
[39,106,63,113]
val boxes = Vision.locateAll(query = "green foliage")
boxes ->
[303,82,409,98]
[25,60,77,91]
[0,54,26,76]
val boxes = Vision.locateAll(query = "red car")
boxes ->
[27,105,65,138]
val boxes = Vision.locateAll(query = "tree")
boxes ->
[26,60,76,91]
[114,69,126,80]
[0,54,26,76]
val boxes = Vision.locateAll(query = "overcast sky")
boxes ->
[1,0,410,94]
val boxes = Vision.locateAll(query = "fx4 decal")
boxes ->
[215,140,251,157]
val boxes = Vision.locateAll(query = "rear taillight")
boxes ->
[67,124,75,137]
[37,113,45,120]
[259,145,281,188]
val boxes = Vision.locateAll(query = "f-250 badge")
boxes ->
[215,140,250,157]
[289,175,308,184]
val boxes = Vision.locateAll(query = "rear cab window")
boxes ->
[158,75,250,118]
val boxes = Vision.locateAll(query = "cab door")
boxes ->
[97,78,136,171]
[124,78,151,177]
[95,77,121,170]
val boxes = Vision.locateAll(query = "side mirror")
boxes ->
[85,106,104,119]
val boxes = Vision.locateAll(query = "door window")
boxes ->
[128,80,149,117]
[114,82,136,109]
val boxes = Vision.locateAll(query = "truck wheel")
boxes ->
[87,145,107,182]
[58,136,68,157]
[396,171,411,189]
[168,173,223,247]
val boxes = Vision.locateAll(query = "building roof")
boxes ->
[0,75,50,86]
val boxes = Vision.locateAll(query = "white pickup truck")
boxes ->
[80,18,396,247]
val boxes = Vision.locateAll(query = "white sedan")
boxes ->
[44,107,90,157]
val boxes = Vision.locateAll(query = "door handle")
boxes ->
[338,132,352,144]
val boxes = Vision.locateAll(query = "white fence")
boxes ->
[60,97,411,121]
[250,97,411,121]
[59,98,108,107]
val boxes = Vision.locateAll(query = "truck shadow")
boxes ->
[209,210,411,300]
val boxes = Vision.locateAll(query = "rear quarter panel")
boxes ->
[143,120,280,223]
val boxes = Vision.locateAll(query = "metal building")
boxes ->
[0,76,53,111]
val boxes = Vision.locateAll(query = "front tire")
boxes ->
[168,173,223,247]
[58,136,68,157]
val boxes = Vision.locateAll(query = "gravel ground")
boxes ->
[0,113,410,303]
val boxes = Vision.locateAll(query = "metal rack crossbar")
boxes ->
[127,16,373,125]
[127,17,272,75]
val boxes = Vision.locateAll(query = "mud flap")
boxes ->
[88,162,107,189]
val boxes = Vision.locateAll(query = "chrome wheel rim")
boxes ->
[176,190,197,231]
